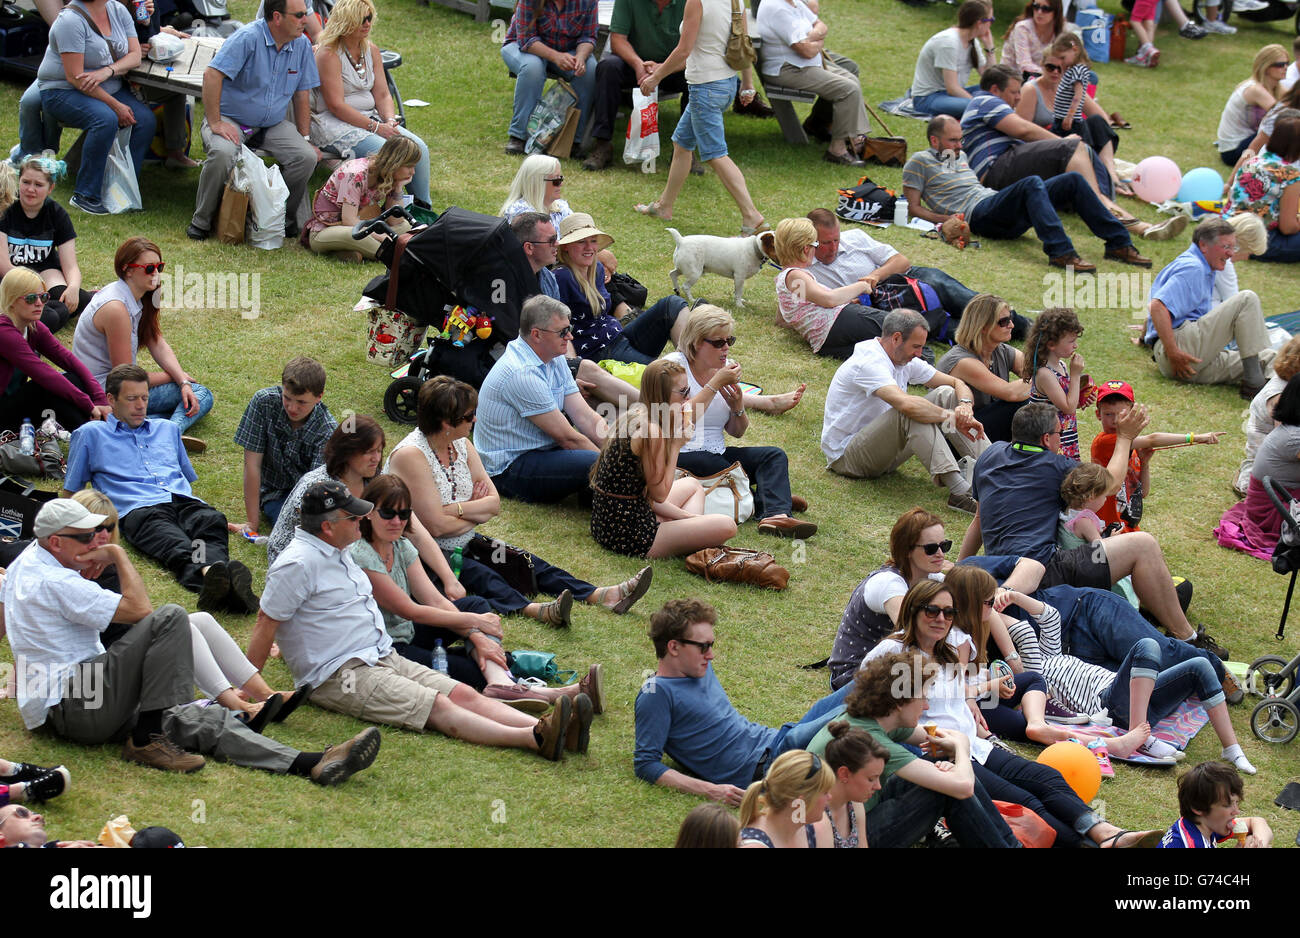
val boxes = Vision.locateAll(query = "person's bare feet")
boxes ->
[1100,721,1150,759]
[752,383,806,415]
[634,201,671,221]
[1025,720,1084,745]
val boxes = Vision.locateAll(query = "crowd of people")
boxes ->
[0,0,1293,851]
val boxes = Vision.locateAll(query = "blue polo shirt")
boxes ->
[1143,243,1215,345]
[208,19,319,130]
[960,92,1019,182]
[971,440,1078,566]
[474,336,580,477]
[65,414,199,517]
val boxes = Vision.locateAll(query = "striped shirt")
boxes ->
[901,148,996,220]
[960,93,1019,182]
[1035,598,1116,715]
[474,336,580,477]
[1051,64,1091,123]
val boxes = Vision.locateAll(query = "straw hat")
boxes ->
[557,212,614,250]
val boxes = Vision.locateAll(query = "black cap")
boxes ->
[301,479,374,518]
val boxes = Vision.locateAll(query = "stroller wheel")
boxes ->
[1250,697,1300,744]
[1246,654,1296,698]
[384,375,423,425]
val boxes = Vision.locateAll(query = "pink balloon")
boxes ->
[1131,156,1182,203]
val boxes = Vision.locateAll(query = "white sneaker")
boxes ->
[1232,0,1267,10]
[1141,214,1190,241]
[1137,736,1183,762]
[1229,752,1258,775]
[1202,18,1237,33]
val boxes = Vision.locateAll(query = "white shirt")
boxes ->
[808,229,900,289]
[1283,62,1297,93]
[821,338,936,463]
[665,350,731,456]
[756,0,821,76]
[1212,257,1238,306]
[2,541,122,729]
[260,529,394,690]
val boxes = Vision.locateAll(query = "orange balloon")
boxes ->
[1036,741,1101,802]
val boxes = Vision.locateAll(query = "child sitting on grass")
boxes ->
[1024,307,1092,459]
[1158,762,1273,848]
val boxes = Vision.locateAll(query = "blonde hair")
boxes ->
[677,304,734,362]
[318,0,377,52]
[0,162,16,213]
[559,243,605,318]
[500,154,562,217]
[954,293,1011,353]
[366,135,421,201]
[1060,462,1111,509]
[1227,212,1268,257]
[1251,43,1289,88]
[0,266,46,316]
[70,489,120,544]
[1273,335,1300,382]
[738,750,834,828]
[772,217,817,267]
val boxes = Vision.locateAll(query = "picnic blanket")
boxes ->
[879,96,936,121]
[1061,698,1210,767]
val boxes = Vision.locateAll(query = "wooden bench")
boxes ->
[757,78,815,145]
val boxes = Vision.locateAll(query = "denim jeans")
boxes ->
[865,772,1021,847]
[906,264,1032,341]
[40,86,156,202]
[262,498,285,526]
[1100,637,1226,728]
[492,446,599,503]
[346,126,432,208]
[598,295,687,365]
[147,380,215,433]
[968,173,1130,259]
[17,79,60,160]
[975,747,1099,847]
[671,77,738,162]
[500,42,598,142]
[912,85,979,119]
[1262,227,1300,263]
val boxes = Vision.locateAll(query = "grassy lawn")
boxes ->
[1,0,1299,849]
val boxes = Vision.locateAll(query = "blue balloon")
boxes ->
[1178,166,1224,204]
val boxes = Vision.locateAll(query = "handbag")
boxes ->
[0,426,66,479]
[101,126,143,214]
[464,532,538,597]
[508,650,577,685]
[860,101,908,167]
[675,461,754,524]
[217,174,249,245]
[684,547,789,590]
[724,0,756,71]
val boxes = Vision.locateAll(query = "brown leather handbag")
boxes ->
[860,102,908,167]
[684,547,789,590]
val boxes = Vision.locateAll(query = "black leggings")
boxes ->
[818,303,888,359]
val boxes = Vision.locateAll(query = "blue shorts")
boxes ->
[671,76,737,162]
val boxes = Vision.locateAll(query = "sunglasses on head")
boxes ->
[921,604,957,620]
[1043,62,1062,73]
[702,336,737,349]
[919,540,952,555]
[126,262,165,275]
[377,506,412,521]
[21,291,50,304]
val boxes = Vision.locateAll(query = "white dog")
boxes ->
[666,228,777,308]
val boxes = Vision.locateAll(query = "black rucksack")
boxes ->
[835,175,897,223]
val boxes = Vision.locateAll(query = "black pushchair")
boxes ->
[1243,475,1300,744]
[355,206,537,424]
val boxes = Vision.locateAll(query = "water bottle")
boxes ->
[432,639,448,675]
[18,418,34,456]
[893,199,908,227]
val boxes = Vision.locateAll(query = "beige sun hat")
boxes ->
[557,212,614,250]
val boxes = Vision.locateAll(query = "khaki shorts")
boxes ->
[309,653,458,732]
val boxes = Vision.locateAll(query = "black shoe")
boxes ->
[3,760,64,784]
[284,221,300,240]
[733,94,775,118]
[802,116,832,142]
[198,561,230,611]
[70,194,110,215]
[16,766,69,803]
[242,693,284,733]
[186,223,210,241]
[504,136,526,155]
[227,560,260,614]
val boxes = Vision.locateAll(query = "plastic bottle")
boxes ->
[18,418,34,456]
[432,639,448,675]
[893,199,908,227]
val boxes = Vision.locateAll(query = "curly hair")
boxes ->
[1022,307,1083,382]
[844,650,933,719]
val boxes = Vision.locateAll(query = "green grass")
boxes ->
[1,0,1299,848]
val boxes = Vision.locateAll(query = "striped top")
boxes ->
[1051,64,1091,123]
[474,336,580,477]
[1035,599,1116,716]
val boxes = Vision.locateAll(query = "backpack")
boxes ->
[835,176,897,223]
[872,274,951,343]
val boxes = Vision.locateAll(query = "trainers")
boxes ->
[1233,0,1268,10]
[1104,245,1152,268]
[947,490,978,515]
[227,560,261,614]
[1222,671,1245,705]
[70,194,110,215]
[1179,21,1208,38]
[927,819,960,847]
[1140,214,1189,241]
[197,561,230,612]
[1136,737,1182,763]
[534,695,572,762]
[581,138,613,171]
[311,727,381,786]
[122,734,206,773]
[15,766,70,803]
[579,663,605,715]
[1044,699,1088,724]
[1201,17,1236,32]
[1124,49,1152,67]
[565,692,594,754]
[1189,626,1230,661]
[3,760,64,784]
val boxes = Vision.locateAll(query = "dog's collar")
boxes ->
[761,257,783,272]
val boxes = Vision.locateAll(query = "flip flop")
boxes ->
[740,221,772,237]
[1109,113,1132,129]
[634,202,670,220]
[1115,182,1136,198]
[270,686,310,724]
[1100,829,1162,848]
[243,693,285,734]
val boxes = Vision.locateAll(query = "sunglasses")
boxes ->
[377,506,412,521]
[919,540,952,555]
[0,806,34,823]
[996,315,1014,327]
[1043,63,1062,73]
[96,521,116,535]
[1273,60,1291,68]
[21,291,50,304]
[126,262,165,275]
[544,175,564,184]
[456,411,476,425]
[981,15,995,21]
[57,530,97,544]
[983,597,996,608]
[803,753,823,780]
[287,9,309,17]
[677,637,715,652]
[1031,3,1053,11]
[675,386,689,397]
[921,605,957,621]
[362,13,373,22]
[535,325,574,338]
[702,336,737,349]
[526,237,559,246]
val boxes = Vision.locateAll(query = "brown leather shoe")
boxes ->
[311,727,381,786]
[482,683,551,714]
[1048,254,1096,272]
[122,734,205,773]
[790,495,809,512]
[578,663,604,715]
[757,515,818,538]
[1104,245,1152,268]
[534,696,571,761]
[565,692,594,754]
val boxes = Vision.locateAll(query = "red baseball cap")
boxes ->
[1096,379,1135,403]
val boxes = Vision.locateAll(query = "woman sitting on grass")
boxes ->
[816,722,887,849]
[353,473,603,713]
[1218,373,1300,559]
[500,154,573,229]
[738,749,833,848]
[936,294,1030,443]
[1216,44,1288,168]
[301,135,420,261]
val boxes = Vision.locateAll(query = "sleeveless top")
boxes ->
[775,267,844,354]
[310,43,380,155]
[1028,362,1079,459]
[829,565,903,690]
[1216,82,1266,152]
[388,430,474,551]
[686,0,737,85]
[1028,80,1053,127]
[739,825,818,848]
[71,279,142,386]
[825,804,859,849]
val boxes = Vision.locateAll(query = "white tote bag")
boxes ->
[100,126,142,214]
[624,87,660,174]
[231,144,289,250]
[675,461,754,524]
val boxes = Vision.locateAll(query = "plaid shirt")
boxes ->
[504,0,598,53]
[233,386,337,505]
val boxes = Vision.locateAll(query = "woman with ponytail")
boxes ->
[738,749,834,848]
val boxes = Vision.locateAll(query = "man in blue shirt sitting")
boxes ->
[187,0,321,242]
[64,364,259,615]
[634,598,846,804]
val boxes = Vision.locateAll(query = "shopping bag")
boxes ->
[231,144,288,250]
[217,176,249,244]
[624,87,659,173]
[525,79,579,155]
[101,126,142,214]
